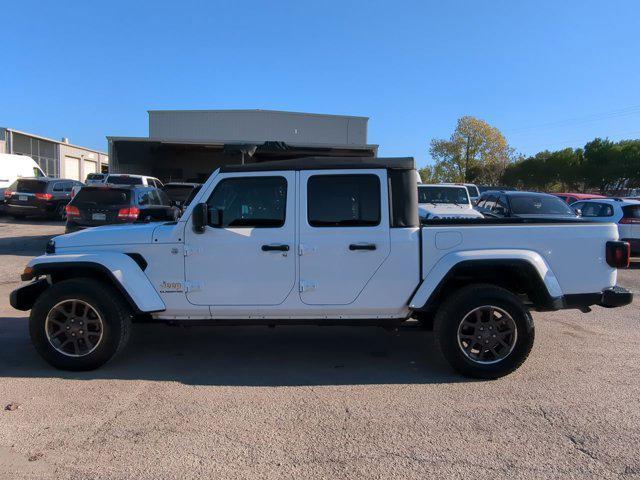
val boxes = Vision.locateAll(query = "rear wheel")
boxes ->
[29,278,132,370]
[434,284,534,379]
[54,203,66,221]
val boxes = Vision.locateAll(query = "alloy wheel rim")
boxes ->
[457,305,518,365]
[45,299,104,357]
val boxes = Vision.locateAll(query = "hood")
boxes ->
[419,203,483,219]
[54,222,162,249]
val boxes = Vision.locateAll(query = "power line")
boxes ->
[506,104,640,135]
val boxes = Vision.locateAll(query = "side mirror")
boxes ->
[192,203,208,233]
[574,208,582,216]
[208,207,222,227]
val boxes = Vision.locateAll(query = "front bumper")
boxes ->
[10,278,49,311]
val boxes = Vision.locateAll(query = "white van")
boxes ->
[0,154,46,206]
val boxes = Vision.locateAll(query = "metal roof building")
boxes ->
[0,128,108,181]
[108,110,378,183]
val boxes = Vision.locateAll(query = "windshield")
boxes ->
[510,195,576,216]
[106,175,143,185]
[418,186,469,205]
[87,173,105,181]
[72,188,131,207]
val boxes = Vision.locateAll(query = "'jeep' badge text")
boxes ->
[159,281,183,293]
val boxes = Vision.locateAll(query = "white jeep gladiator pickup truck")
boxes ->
[10,157,633,378]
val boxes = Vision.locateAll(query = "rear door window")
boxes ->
[307,174,380,227]
[580,202,614,217]
[138,190,154,206]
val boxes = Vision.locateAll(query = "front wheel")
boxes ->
[434,284,535,379]
[29,278,132,370]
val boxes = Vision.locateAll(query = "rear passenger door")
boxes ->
[298,170,391,305]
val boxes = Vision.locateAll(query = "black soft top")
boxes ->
[220,156,415,172]
[221,156,419,228]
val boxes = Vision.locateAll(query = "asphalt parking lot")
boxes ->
[0,217,639,479]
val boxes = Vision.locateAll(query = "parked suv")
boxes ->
[570,198,640,254]
[71,174,165,201]
[65,185,179,233]
[476,191,579,219]
[4,178,83,220]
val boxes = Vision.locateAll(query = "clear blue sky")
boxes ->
[2,0,639,168]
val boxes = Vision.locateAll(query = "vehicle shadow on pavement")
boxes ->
[0,317,470,386]
[0,234,55,256]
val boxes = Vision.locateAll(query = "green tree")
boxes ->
[429,116,515,184]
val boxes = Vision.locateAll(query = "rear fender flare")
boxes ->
[409,249,562,309]
[25,253,166,313]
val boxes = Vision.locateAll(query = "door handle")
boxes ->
[349,243,376,251]
[261,244,290,252]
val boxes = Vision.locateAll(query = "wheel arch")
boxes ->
[20,254,165,314]
[410,253,563,314]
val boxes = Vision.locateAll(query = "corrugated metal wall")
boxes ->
[148,110,368,146]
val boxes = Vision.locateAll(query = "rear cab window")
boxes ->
[307,174,380,227]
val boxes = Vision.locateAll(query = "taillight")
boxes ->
[606,241,630,268]
[3,190,12,199]
[117,207,140,221]
[35,193,53,201]
[619,217,640,224]
[65,205,80,217]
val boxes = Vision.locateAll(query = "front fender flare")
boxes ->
[409,249,563,309]
[24,253,166,313]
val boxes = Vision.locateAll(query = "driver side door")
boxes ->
[184,172,296,307]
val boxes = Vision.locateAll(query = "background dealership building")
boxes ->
[0,127,108,181]
[109,110,378,182]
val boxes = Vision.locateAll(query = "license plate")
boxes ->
[18,195,27,202]
[92,213,106,221]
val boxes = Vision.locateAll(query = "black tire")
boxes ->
[11,214,26,220]
[434,284,535,379]
[29,278,132,371]
[53,203,66,221]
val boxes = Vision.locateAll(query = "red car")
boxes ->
[554,192,606,205]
